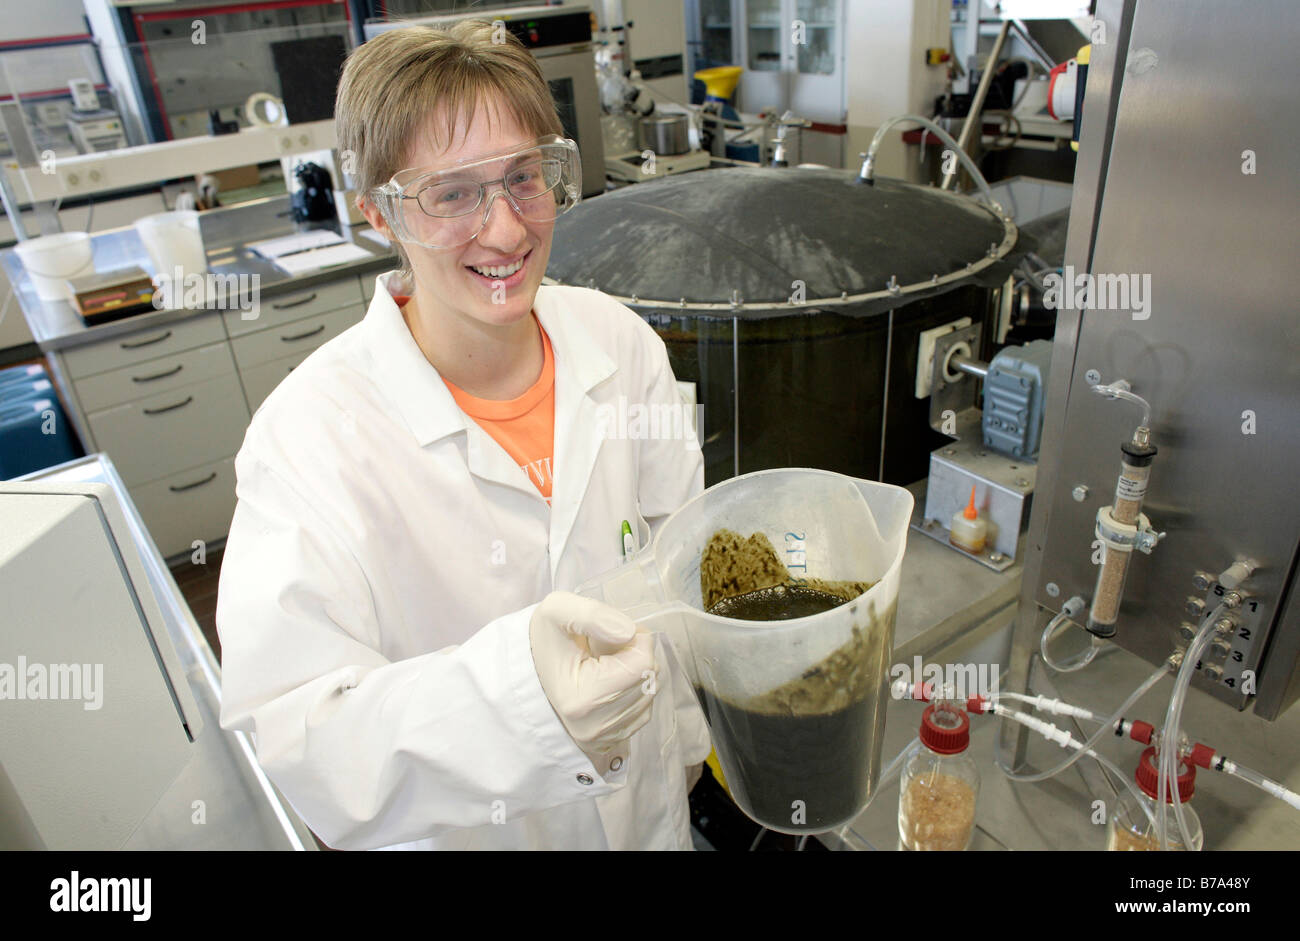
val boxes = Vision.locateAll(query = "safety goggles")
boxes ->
[368,135,582,251]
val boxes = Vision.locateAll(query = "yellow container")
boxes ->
[694,66,742,101]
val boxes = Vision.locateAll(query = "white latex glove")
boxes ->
[529,591,658,776]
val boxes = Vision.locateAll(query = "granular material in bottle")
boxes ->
[899,771,976,850]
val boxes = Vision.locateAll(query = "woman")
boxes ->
[217,21,709,850]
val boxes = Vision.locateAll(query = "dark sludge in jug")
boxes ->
[696,585,882,833]
[707,584,846,621]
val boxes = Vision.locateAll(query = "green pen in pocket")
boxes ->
[620,520,634,561]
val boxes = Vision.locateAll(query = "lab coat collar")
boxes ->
[360,272,618,448]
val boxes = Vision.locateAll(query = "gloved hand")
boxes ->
[529,591,658,777]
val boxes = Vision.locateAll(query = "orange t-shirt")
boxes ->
[396,295,555,502]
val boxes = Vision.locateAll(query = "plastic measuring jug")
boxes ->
[14,232,94,302]
[576,468,913,834]
[134,211,208,279]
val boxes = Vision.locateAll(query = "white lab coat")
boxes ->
[217,272,711,850]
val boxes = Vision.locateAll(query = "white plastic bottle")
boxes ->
[949,484,987,554]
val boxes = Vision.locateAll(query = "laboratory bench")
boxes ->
[2,195,397,558]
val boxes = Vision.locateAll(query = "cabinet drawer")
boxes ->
[76,341,236,412]
[131,455,238,559]
[86,373,250,487]
[62,314,225,380]
[240,349,315,413]
[224,277,362,337]
[229,304,361,371]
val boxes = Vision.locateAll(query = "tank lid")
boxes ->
[548,166,1022,318]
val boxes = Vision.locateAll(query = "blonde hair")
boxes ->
[335,20,565,271]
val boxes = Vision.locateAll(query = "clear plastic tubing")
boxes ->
[996,662,1169,784]
[1220,761,1300,811]
[994,705,1157,832]
[861,115,999,209]
[1159,603,1227,849]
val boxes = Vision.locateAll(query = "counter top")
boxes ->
[2,195,397,352]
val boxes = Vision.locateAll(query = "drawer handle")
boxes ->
[169,471,217,493]
[132,364,184,383]
[272,292,318,310]
[280,324,326,343]
[143,395,194,415]
[120,330,173,349]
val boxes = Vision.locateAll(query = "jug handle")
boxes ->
[585,601,688,656]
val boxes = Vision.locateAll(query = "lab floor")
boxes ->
[170,546,224,662]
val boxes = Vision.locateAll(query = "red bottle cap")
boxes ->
[1134,746,1196,803]
[920,703,970,754]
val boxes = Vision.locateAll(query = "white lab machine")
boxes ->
[0,480,202,850]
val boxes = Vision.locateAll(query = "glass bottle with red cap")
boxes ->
[1107,746,1203,851]
[898,700,980,850]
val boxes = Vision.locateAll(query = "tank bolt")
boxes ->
[931,274,939,284]
[1072,485,1089,502]
[1192,571,1214,590]
[987,242,998,257]
[840,290,848,301]
[631,294,638,304]
[1016,478,1030,488]
[1046,582,1061,597]
[943,448,956,456]
[886,275,901,295]
[1085,368,1101,385]
[679,298,686,308]
[989,551,1005,563]
[730,289,742,308]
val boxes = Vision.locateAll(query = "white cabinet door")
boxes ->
[229,304,363,372]
[223,278,363,338]
[86,373,250,487]
[739,0,787,112]
[737,0,844,124]
[75,341,237,413]
[61,314,226,380]
[790,0,844,123]
[130,455,238,559]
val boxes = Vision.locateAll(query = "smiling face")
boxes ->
[365,96,555,334]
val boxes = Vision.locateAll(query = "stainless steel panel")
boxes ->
[1028,0,1300,715]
